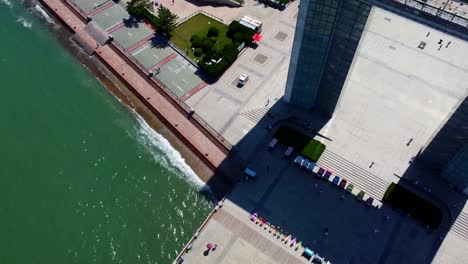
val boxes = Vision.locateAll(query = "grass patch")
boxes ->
[383,183,443,229]
[301,140,326,162]
[171,14,231,61]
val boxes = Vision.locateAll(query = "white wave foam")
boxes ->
[16,16,32,29]
[132,111,211,192]
[0,0,13,8]
[33,4,53,24]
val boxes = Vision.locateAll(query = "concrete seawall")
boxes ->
[39,0,231,174]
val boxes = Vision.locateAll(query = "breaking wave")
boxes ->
[132,111,211,193]
[16,16,32,29]
[33,4,53,24]
[0,0,13,8]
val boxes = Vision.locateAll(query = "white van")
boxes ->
[239,16,263,33]
[238,74,249,86]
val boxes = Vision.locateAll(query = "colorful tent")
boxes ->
[252,33,262,42]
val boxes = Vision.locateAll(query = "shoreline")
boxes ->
[33,0,233,196]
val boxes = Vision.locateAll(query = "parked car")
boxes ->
[339,179,347,188]
[366,197,374,207]
[238,74,249,86]
[294,155,304,165]
[284,146,294,157]
[346,183,354,193]
[357,190,365,201]
[316,167,325,178]
[306,162,315,172]
[268,138,278,150]
[332,176,340,185]
[323,169,333,181]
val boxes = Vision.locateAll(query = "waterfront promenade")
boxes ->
[40,0,228,173]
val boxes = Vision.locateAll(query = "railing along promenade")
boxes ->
[60,0,232,154]
[108,41,232,154]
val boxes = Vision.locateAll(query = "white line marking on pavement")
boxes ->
[172,81,183,92]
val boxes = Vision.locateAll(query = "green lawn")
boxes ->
[171,14,231,61]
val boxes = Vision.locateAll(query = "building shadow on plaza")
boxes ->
[196,97,467,263]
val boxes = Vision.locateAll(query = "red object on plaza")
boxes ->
[207,243,213,249]
[252,33,262,42]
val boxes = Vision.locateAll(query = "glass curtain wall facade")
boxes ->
[284,0,371,111]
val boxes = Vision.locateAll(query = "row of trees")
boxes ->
[126,0,178,37]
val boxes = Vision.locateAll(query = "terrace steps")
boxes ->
[84,21,108,46]
[317,149,390,200]
[241,106,288,127]
[451,211,468,241]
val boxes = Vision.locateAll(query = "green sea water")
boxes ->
[0,1,212,263]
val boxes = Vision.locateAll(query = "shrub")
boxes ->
[194,48,202,57]
[198,59,230,78]
[207,26,219,38]
[210,36,217,43]
[227,21,255,46]
[190,34,200,44]
[384,183,442,228]
[221,43,239,63]
[301,139,326,162]
[233,32,244,43]
[274,126,311,150]
[199,37,214,52]
[227,21,243,38]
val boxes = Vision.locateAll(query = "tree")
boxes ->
[207,26,219,38]
[154,6,178,37]
[126,0,151,19]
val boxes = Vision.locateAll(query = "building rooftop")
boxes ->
[392,0,468,28]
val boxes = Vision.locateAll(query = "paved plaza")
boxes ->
[184,0,299,148]
[180,134,444,264]
[315,7,468,188]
